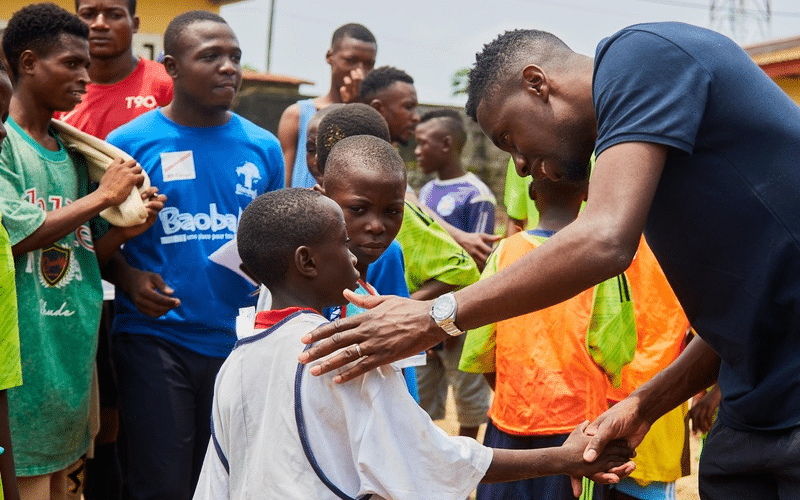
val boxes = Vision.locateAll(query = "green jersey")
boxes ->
[0,118,103,476]
[395,201,479,294]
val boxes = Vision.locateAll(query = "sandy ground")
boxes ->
[433,387,702,500]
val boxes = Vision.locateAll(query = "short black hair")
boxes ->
[237,189,334,287]
[465,29,572,121]
[316,103,390,173]
[419,108,467,151]
[331,23,376,48]
[164,10,228,58]
[324,135,406,192]
[359,66,414,104]
[75,0,136,16]
[2,3,89,81]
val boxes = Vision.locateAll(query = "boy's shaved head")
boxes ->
[465,29,573,121]
[324,135,406,192]
[316,103,390,173]
[419,108,467,151]
[163,10,228,58]
[331,23,376,48]
[237,188,333,287]
[2,3,89,81]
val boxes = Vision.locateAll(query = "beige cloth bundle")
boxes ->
[51,119,151,227]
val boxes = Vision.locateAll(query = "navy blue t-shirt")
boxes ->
[594,22,800,431]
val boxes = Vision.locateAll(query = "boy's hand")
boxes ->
[563,422,636,497]
[122,267,181,317]
[340,68,366,103]
[98,158,144,207]
[452,231,501,270]
[688,384,720,434]
[113,187,166,241]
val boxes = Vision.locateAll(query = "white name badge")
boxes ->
[161,151,196,182]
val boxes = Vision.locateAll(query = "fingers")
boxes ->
[583,421,613,462]
[344,288,389,309]
[299,316,367,360]
[150,273,175,296]
[570,476,582,498]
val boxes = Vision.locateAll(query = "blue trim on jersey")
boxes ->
[234,310,318,349]
[295,346,372,500]
[210,415,230,474]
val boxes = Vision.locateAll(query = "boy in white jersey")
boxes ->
[194,185,636,500]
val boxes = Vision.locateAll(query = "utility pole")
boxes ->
[265,0,276,72]
[710,0,772,44]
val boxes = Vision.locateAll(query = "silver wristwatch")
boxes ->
[430,292,463,336]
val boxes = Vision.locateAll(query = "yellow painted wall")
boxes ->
[1,0,234,60]
[2,1,221,30]
[774,77,800,106]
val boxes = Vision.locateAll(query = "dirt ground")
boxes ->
[433,387,701,500]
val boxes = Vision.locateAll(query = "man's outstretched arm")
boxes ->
[300,142,668,382]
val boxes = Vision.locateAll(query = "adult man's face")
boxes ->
[23,33,91,113]
[375,81,419,145]
[166,21,242,113]
[77,0,139,61]
[476,81,593,183]
[327,36,376,86]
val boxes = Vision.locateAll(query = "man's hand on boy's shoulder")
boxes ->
[299,290,448,382]
[562,422,637,497]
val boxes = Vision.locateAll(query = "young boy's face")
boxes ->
[314,197,360,305]
[167,20,242,113]
[76,0,138,60]
[23,33,90,113]
[414,119,449,176]
[324,166,405,269]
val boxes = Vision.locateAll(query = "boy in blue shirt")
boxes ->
[105,11,282,500]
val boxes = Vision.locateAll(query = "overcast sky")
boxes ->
[221,0,800,106]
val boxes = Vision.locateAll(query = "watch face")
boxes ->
[432,295,455,320]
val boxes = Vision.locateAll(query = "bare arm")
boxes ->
[483,423,635,485]
[277,104,300,188]
[12,158,142,257]
[300,142,667,382]
[104,252,180,317]
[410,279,458,301]
[578,335,719,468]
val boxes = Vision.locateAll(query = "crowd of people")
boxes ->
[0,1,797,500]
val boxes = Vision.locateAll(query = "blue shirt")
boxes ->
[108,110,283,357]
[418,173,496,234]
[594,22,800,431]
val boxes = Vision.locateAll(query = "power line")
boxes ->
[638,0,800,17]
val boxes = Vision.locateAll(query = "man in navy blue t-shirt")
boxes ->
[298,23,800,499]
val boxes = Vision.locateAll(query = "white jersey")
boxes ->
[193,310,492,500]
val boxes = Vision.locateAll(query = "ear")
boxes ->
[325,48,334,65]
[528,181,536,202]
[162,55,178,79]
[522,64,549,102]
[18,50,38,78]
[441,134,453,154]
[294,245,319,279]
[132,15,140,34]
[312,183,325,195]
[369,99,383,112]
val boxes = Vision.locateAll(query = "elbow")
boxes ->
[589,225,637,278]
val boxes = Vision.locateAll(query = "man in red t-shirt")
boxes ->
[56,0,172,139]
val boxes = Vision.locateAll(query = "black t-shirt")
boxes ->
[594,22,800,431]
